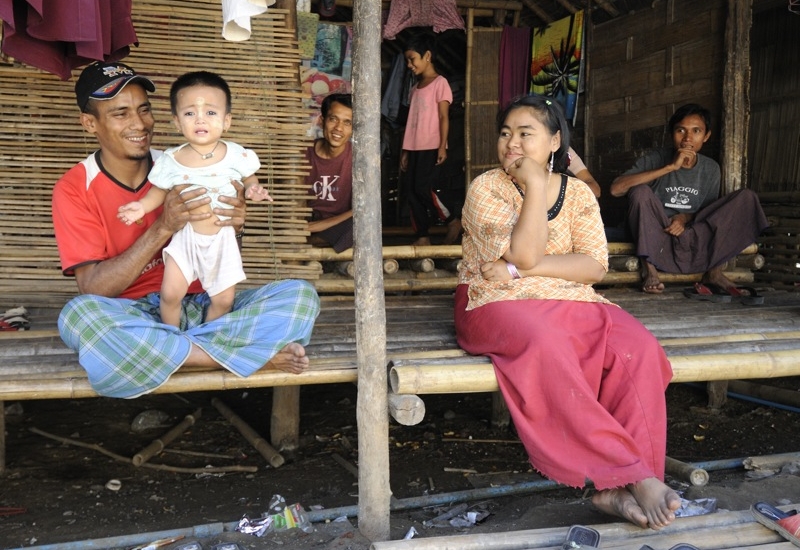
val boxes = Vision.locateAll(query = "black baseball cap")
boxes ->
[75,61,156,112]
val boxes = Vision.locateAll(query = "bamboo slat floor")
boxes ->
[369,506,798,550]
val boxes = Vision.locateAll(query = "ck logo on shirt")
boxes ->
[313,175,340,201]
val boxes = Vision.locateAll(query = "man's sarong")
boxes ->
[58,280,320,398]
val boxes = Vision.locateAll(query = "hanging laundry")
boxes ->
[221,0,275,41]
[382,0,465,41]
[499,25,532,110]
[0,0,138,80]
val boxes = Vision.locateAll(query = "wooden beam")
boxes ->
[554,0,578,13]
[593,0,619,17]
[351,0,390,541]
[520,0,553,23]
[720,0,753,194]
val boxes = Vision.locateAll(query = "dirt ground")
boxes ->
[3,377,800,549]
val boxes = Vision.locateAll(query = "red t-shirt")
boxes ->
[52,150,202,299]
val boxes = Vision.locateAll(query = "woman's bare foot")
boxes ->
[265,342,309,374]
[641,261,665,294]
[592,487,649,528]
[412,236,431,247]
[627,477,682,529]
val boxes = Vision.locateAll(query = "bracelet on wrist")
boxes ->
[506,262,521,279]
[235,226,245,240]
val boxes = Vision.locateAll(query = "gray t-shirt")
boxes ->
[623,148,721,217]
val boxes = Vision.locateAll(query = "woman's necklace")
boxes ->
[187,141,219,160]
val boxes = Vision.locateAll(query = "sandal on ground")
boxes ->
[726,285,765,305]
[1,306,28,321]
[0,317,29,331]
[752,502,800,547]
[562,525,600,549]
[682,282,732,303]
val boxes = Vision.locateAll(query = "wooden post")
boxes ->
[271,386,300,451]
[720,0,752,195]
[352,0,390,541]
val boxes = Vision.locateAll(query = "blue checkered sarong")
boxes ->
[58,280,320,398]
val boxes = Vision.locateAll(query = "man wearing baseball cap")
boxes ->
[51,61,320,399]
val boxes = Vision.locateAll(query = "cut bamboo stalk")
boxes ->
[383,259,399,274]
[388,392,426,426]
[608,255,640,272]
[408,258,436,273]
[211,397,285,468]
[132,408,202,466]
[665,456,709,486]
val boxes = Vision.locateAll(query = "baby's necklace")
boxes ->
[188,141,219,160]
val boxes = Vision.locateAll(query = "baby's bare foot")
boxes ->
[265,342,309,374]
[591,487,648,528]
[627,477,682,529]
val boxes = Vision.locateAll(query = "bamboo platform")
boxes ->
[370,506,795,550]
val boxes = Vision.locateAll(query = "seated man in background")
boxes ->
[610,103,768,296]
[306,93,354,252]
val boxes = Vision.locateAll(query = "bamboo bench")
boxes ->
[0,230,770,475]
[386,288,800,427]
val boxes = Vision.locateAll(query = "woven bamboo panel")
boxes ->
[0,0,321,296]
[755,192,800,290]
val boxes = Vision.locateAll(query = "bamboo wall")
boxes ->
[747,5,800,194]
[585,0,727,229]
[0,0,321,295]
[465,27,503,184]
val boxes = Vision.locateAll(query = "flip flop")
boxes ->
[0,317,29,331]
[727,285,765,305]
[751,501,800,547]
[683,282,732,303]
[1,306,28,321]
[562,525,600,549]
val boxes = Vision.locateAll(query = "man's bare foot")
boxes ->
[592,487,649,528]
[703,266,736,292]
[412,236,431,247]
[627,477,682,529]
[443,218,462,245]
[641,261,664,294]
[265,342,309,374]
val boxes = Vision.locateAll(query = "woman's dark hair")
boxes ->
[668,103,711,133]
[321,93,352,118]
[170,71,232,115]
[497,94,571,173]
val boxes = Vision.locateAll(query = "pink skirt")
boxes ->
[454,285,673,490]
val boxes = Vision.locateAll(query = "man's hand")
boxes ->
[162,184,211,235]
[664,214,690,236]
[670,146,697,171]
[216,180,246,233]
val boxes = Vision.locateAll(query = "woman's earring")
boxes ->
[548,152,554,175]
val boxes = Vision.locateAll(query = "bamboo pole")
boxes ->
[389,348,800,395]
[665,456,709,486]
[210,398,284,468]
[369,509,779,550]
[132,408,202,466]
[352,0,390,540]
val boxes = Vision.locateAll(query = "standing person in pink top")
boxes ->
[399,33,462,246]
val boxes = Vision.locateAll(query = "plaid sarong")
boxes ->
[58,280,320,398]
